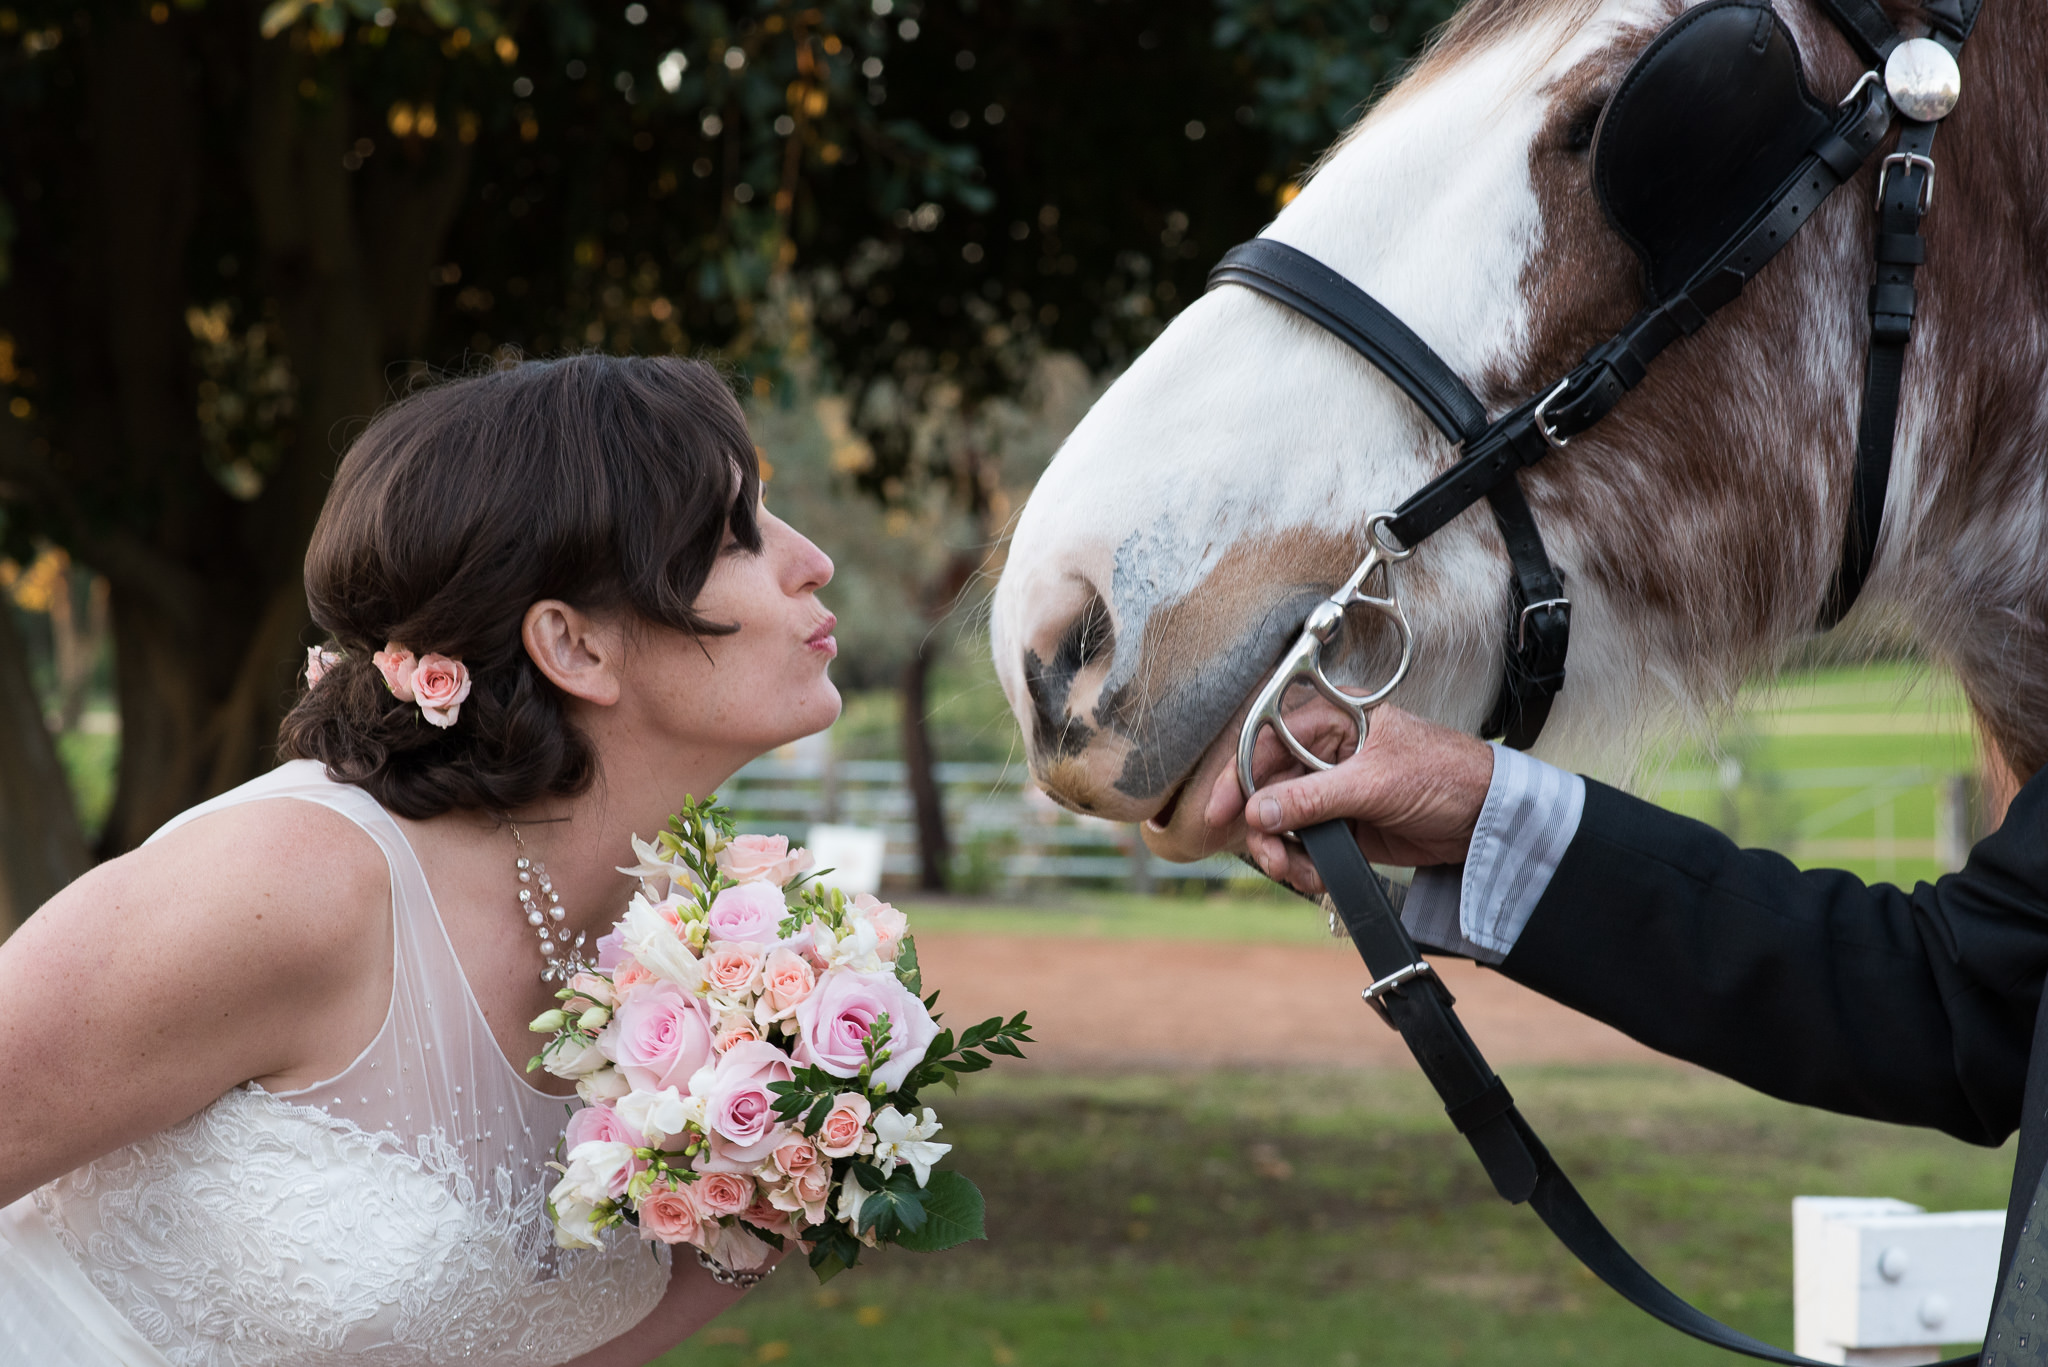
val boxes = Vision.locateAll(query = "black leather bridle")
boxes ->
[1209,2,1986,1363]
[1212,0,1972,754]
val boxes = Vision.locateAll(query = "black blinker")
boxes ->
[1592,0,1833,300]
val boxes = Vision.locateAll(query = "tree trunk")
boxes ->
[899,645,951,892]
[0,605,90,931]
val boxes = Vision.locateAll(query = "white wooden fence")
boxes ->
[1794,1197,2003,1364]
[716,749,1251,890]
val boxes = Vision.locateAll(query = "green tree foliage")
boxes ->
[0,0,1450,899]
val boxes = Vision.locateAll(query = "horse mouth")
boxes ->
[1134,710,1249,862]
[1142,780,1187,835]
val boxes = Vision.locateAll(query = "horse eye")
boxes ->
[1564,100,1605,154]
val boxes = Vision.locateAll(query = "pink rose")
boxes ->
[566,971,616,1011]
[793,969,940,1091]
[602,982,715,1094]
[695,1171,755,1217]
[743,1192,800,1239]
[595,927,627,971]
[716,833,814,887]
[372,645,417,701]
[700,1039,794,1163]
[767,1166,832,1227]
[702,941,763,999]
[564,1105,647,1195]
[849,894,909,957]
[413,653,471,728]
[612,959,655,994]
[772,1137,821,1179]
[815,1092,872,1158]
[637,1180,711,1246]
[705,883,786,943]
[305,646,339,689]
[757,947,816,1022]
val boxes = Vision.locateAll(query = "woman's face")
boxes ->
[619,505,840,774]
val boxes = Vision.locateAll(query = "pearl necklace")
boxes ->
[512,823,589,984]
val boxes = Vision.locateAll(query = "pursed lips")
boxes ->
[806,614,838,655]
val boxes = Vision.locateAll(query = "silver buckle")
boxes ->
[1517,597,1571,651]
[1532,377,1573,450]
[1361,960,1449,1028]
[1875,152,1936,214]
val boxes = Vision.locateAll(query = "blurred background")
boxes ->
[0,2,2010,1364]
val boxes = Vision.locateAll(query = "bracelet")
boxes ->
[696,1248,776,1290]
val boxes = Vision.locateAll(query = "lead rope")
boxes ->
[1302,820,1981,1366]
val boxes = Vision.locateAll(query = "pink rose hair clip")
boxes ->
[304,646,342,689]
[372,642,472,728]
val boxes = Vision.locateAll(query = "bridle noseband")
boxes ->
[1217,0,1975,787]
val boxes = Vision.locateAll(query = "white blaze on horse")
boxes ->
[992,0,2046,862]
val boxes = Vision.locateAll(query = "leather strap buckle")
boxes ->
[1532,377,1574,450]
[1876,152,1936,213]
[1361,960,1450,1028]
[1517,597,1572,651]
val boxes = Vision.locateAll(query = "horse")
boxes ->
[990,0,2047,863]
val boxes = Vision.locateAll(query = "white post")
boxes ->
[1793,1197,2004,1365]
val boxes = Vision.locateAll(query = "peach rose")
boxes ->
[712,1012,761,1053]
[637,1180,711,1246]
[702,941,763,999]
[849,894,909,958]
[612,959,655,994]
[372,645,417,701]
[771,1136,821,1179]
[756,946,816,1023]
[412,653,471,728]
[816,1092,872,1159]
[695,1171,755,1218]
[742,1193,800,1239]
[715,833,814,888]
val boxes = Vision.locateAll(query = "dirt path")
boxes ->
[916,931,1680,1071]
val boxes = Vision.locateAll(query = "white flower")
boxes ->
[620,894,704,990]
[554,1140,636,1207]
[836,1160,872,1228]
[542,1036,610,1080]
[550,1192,605,1250]
[616,834,691,898]
[870,1106,950,1187]
[816,917,886,974]
[576,1068,631,1104]
[615,1086,704,1145]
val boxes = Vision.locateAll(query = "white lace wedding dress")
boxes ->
[0,761,671,1366]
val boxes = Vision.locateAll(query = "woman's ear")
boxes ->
[522,600,623,707]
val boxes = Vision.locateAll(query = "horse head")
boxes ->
[992,0,2048,858]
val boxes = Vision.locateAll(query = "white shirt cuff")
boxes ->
[1398,744,1585,965]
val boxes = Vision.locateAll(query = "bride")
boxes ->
[0,355,841,1365]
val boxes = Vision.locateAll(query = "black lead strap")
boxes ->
[1302,819,1979,1366]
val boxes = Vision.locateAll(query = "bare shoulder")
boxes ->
[35,795,392,978]
[0,793,398,1199]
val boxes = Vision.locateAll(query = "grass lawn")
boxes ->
[655,1067,2011,1367]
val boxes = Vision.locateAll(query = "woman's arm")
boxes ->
[558,1255,783,1367]
[0,799,391,1205]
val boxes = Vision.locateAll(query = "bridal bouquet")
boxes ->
[528,798,1030,1282]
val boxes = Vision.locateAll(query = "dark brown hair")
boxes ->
[279,354,761,818]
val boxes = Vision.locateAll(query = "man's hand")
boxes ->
[1202,700,1495,896]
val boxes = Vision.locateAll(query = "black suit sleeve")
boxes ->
[1498,767,2048,1146]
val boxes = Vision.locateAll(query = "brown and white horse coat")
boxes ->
[993,0,2048,859]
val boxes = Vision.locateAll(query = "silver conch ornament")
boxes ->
[1884,37,1962,123]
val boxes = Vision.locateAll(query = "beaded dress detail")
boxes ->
[0,761,669,1366]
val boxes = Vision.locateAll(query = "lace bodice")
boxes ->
[12,762,668,1366]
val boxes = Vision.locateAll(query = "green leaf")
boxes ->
[805,1224,862,1283]
[893,1171,986,1252]
[857,1177,927,1239]
[802,1094,833,1136]
[951,1050,992,1073]
[894,934,923,994]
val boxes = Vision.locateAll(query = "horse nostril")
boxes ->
[1021,590,1114,761]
